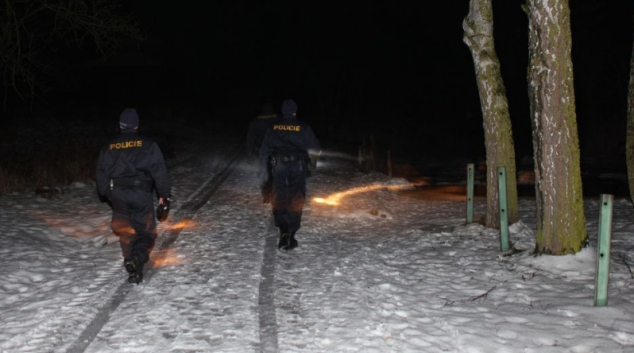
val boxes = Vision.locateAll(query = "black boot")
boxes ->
[288,231,298,250]
[278,225,290,250]
[125,258,144,284]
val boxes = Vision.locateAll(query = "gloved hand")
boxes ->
[260,180,272,204]
[308,153,318,169]
[157,197,170,222]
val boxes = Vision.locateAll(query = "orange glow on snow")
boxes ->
[153,248,183,267]
[161,219,197,231]
[313,183,410,206]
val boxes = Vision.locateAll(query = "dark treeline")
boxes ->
[1,1,632,171]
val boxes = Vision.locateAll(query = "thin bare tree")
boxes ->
[463,0,519,229]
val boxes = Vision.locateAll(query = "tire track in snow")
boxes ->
[259,227,280,352]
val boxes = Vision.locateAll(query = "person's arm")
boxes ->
[258,130,274,187]
[305,126,321,156]
[95,148,111,199]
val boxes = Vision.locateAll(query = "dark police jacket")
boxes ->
[246,113,279,157]
[258,114,320,183]
[96,129,170,199]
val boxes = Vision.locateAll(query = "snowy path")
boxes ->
[84,160,274,352]
[67,147,244,353]
[0,187,125,352]
[2,136,634,352]
[0,130,244,353]
[84,154,634,352]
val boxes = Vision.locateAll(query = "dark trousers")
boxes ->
[262,160,273,197]
[250,154,273,200]
[271,158,307,233]
[110,187,157,264]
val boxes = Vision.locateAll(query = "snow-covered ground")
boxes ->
[1,131,634,353]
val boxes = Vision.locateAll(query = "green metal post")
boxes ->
[466,163,474,224]
[594,194,613,307]
[498,166,509,252]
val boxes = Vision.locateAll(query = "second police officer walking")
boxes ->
[246,103,278,160]
[246,103,279,203]
[258,99,321,250]
[96,108,171,284]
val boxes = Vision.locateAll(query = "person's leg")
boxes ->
[111,188,144,283]
[273,162,297,249]
[287,161,306,233]
[271,162,290,229]
[260,158,274,203]
[285,161,306,250]
[111,188,134,262]
[128,189,156,266]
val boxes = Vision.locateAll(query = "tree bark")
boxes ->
[463,0,519,228]
[526,0,587,255]
[626,19,634,207]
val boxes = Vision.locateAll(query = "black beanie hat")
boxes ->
[120,108,139,128]
[281,99,298,115]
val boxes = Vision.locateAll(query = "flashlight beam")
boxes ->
[313,183,411,206]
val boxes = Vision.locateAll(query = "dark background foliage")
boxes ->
[1,0,633,193]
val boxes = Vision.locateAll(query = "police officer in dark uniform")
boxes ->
[246,103,279,203]
[246,103,279,158]
[96,108,170,284]
[258,99,320,250]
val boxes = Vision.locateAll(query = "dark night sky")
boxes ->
[9,0,634,165]
[134,1,478,114]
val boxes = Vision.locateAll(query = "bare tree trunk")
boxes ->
[526,0,587,255]
[626,21,634,207]
[463,0,519,229]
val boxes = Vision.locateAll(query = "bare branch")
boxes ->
[469,284,498,303]
[0,0,142,108]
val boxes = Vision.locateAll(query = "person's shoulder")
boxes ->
[256,113,278,121]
